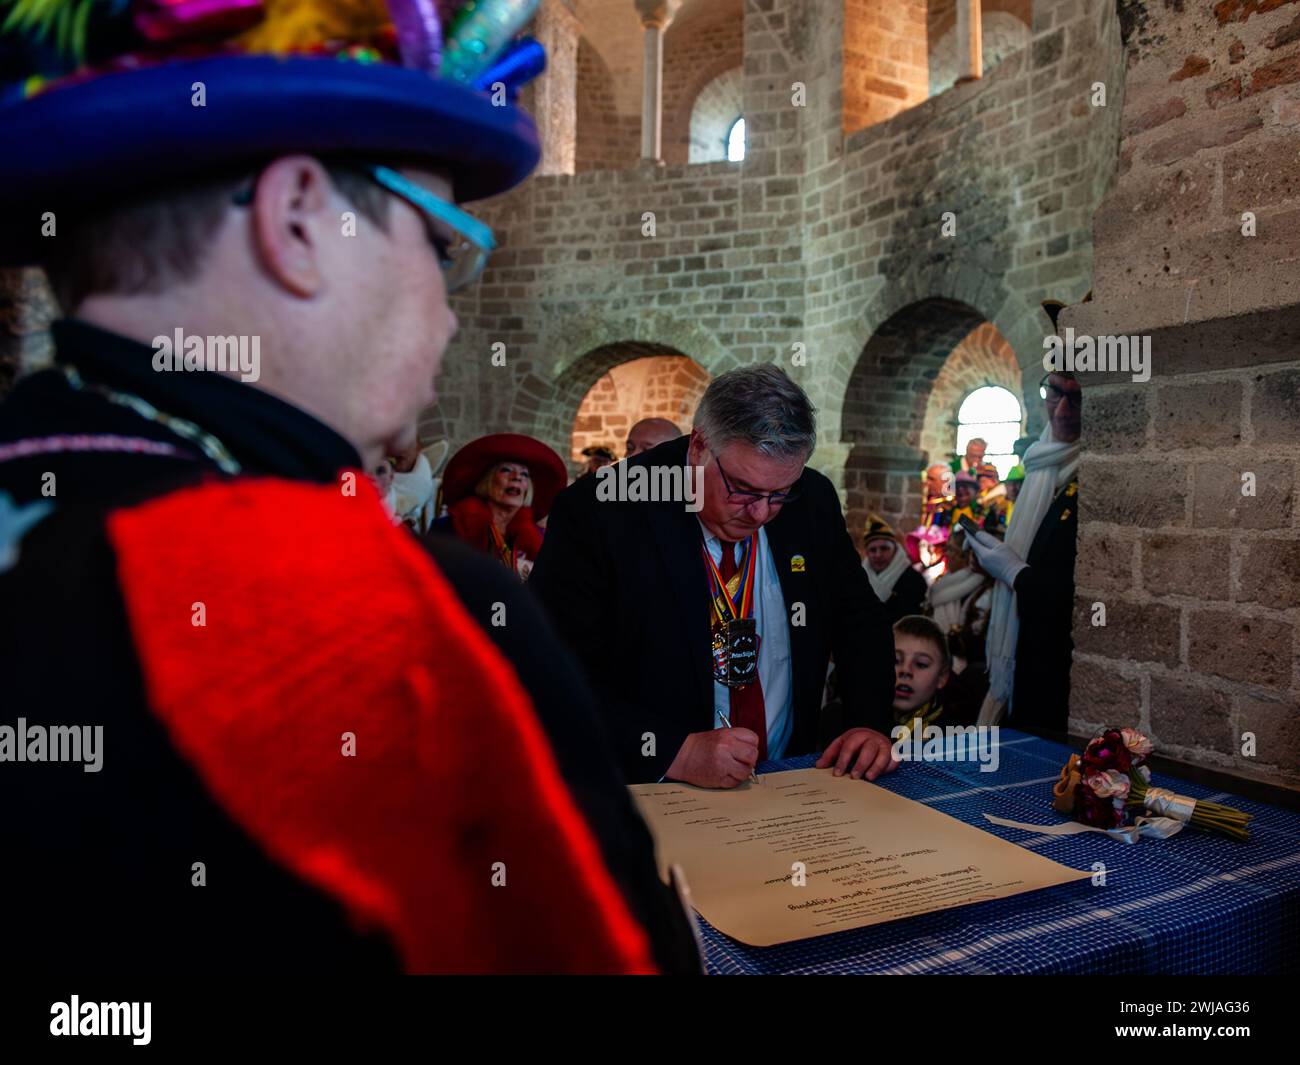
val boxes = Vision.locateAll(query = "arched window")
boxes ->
[956,385,1021,478]
[726,117,746,161]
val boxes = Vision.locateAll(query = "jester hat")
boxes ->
[0,0,546,264]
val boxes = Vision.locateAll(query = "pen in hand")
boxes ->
[716,708,762,785]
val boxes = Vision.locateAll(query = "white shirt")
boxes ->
[699,522,794,761]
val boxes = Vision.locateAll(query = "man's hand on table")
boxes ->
[816,728,899,781]
[666,729,759,788]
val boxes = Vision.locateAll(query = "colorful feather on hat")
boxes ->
[0,0,126,61]
[236,0,389,53]
[2,0,545,92]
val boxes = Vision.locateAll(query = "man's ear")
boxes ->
[937,666,952,691]
[250,155,336,298]
[686,429,705,464]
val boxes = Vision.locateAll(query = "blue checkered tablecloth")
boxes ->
[698,730,1300,974]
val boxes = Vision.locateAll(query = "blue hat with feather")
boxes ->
[0,0,546,264]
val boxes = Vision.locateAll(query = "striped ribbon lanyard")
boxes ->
[702,533,759,626]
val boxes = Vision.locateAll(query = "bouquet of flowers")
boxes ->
[1051,727,1252,841]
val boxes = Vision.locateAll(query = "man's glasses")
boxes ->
[368,165,495,293]
[231,164,496,294]
[1039,374,1083,408]
[712,449,801,508]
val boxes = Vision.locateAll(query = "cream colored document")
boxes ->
[630,768,1090,947]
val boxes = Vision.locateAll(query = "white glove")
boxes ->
[967,530,1028,587]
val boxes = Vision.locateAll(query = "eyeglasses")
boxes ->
[369,166,495,293]
[231,164,496,294]
[1041,385,1083,408]
[712,449,802,508]
[1039,374,1082,408]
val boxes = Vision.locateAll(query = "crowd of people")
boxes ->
[396,363,1079,752]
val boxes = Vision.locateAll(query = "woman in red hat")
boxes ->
[435,433,567,579]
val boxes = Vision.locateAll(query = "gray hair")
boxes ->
[692,365,817,459]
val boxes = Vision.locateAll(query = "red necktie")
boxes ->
[718,540,768,762]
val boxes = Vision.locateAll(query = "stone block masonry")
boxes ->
[1066,0,1300,789]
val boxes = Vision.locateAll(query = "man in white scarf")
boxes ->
[863,515,927,624]
[968,372,1082,730]
[926,529,992,674]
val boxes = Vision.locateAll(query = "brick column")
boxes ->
[532,0,583,176]
[955,0,982,84]
[634,0,679,162]
[1062,2,1300,787]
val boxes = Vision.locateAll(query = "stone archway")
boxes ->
[840,297,1000,538]
[928,10,1033,97]
[918,321,1025,471]
[687,67,744,164]
[503,310,732,459]
[567,349,710,469]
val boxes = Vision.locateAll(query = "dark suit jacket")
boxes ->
[1010,478,1079,734]
[530,436,896,783]
[881,565,928,625]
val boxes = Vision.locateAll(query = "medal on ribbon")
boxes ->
[703,535,760,688]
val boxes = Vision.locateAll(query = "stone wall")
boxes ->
[569,352,709,462]
[808,0,1125,536]
[918,321,1025,469]
[1064,0,1300,788]
[574,36,642,172]
[687,68,745,163]
[929,10,1033,95]
[843,0,931,134]
[428,1,1125,522]
[664,1,746,165]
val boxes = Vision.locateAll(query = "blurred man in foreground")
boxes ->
[0,3,694,974]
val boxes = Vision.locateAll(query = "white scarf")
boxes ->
[977,422,1081,725]
[865,547,911,603]
[385,454,437,533]
[927,567,987,633]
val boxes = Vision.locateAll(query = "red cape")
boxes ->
[107,475,654,974]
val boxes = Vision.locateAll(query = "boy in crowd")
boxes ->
[891,615,983,733]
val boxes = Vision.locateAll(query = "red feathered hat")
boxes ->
[441,433,567,520]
